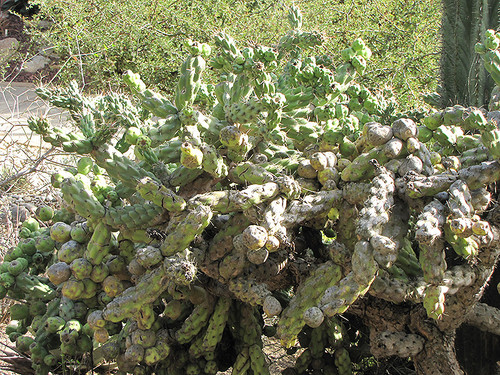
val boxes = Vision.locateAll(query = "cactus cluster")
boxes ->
[5,9,500,375]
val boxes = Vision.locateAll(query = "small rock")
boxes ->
[21,202,37,214]
[36,20,54,31]
[0,204,30,224]
[38,44,59,58]
[23,55,51,73]
[0,37,20,65]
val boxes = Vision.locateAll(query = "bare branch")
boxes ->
[465,302,500,336]
[0,146,56,188]
[371,330,425,358]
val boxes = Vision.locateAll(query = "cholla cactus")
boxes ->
[5,9,500,375]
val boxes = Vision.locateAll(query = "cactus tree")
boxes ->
[4,7,500,375]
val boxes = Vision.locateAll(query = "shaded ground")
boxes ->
[0,327,32,375]
[1,11,58,85]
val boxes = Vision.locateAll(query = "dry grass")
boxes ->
[0,330,34,375]
[0,121,67,252]
[0,128,73,194]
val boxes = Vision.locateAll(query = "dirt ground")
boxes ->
[0,12,59,86]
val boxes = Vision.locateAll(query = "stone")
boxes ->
[36,20,54,31]
[0,38,20,65]
[0,204,30,224]
[22,55,51,73]
[39,45,59,59]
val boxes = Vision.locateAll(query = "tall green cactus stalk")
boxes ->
[440,0,498,107]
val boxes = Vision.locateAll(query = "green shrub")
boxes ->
[27,0,288,91]
[28,0,441,109]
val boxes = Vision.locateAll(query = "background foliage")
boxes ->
[26,0,441,109]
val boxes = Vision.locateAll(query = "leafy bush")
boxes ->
[27,0,441,109]
[27,0,288,91]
